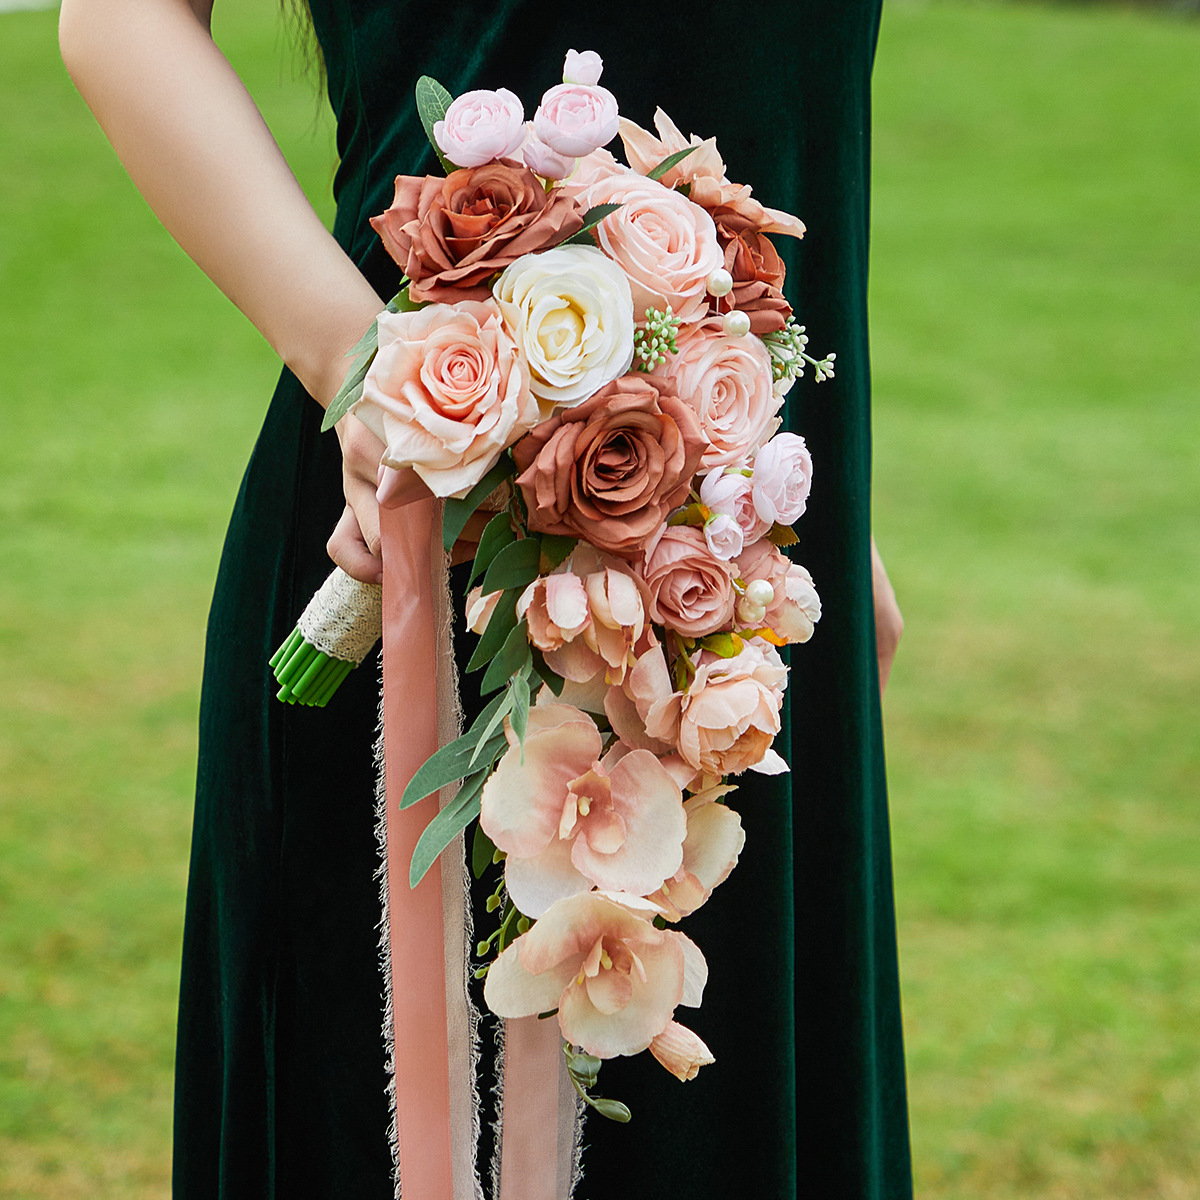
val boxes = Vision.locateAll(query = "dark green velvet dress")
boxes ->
[173,3,911,1197]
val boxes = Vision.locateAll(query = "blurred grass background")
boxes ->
[1,1,1197,1196]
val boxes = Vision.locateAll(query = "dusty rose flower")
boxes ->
[699,468,770,544]
[484,891,707,1061]
[479,703,686,916]
[563,48,604,87]
[658,317,780,470]
[355,300,538,498]
[534,83,620,158]
[647,789,745,922]
[735,539,822,645]
[513,374,704,557]
[370,161,585,303]
[649,1020,715,1082]
[433,88,526,168]
[752,433,813,525]
[638,525,736,639]
[465,586,503,634]
[583,174,723,325]
[627,639,788,778]
[719,231,791,336]
[518,570,590,651]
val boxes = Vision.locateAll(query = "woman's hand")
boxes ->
[871,537,903,693]
[328,415,386,583]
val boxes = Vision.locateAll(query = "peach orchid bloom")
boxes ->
[649,1020,715,1082]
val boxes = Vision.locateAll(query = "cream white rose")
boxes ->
[493,244,635,409]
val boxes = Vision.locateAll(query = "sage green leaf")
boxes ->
[467,689,515,771]
[409,770,487,887]
[510,669,531,749]
[443,458,515,552]
[480,619,532,695]
[646,144,697,182]
[321,347,375,432]
[468,512,517,587]
[471,822,497,880]
[399,704,507,809]
[561,202,622,245]
[481,537,542,594]
[465,588,520,673]
[415,76,457,174]
[538,535,576,572]
[590,1098,632,1123]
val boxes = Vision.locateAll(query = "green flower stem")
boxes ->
[269,625,304,671]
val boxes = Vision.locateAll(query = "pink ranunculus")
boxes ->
[354,299,538,499]
[484,891,708,1061]
[433,88,527,168]
[659,317,781,470]
[583,174,723,326]
[626,639,789,778]
[465,586,503,635]
[518,570,591,651]
[735,539,822,645]
[563,48,604,86]
[533,83,620,158]
[752,432,814,526]
[639,525,736,640]
[647,789,745,922]
[479,703,687,917]
[699,467,771,544]
[522,126,577,181]
[649,1020,715,1082]
[702,513,743,562]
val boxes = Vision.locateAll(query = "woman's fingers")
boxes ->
[871,537,904,693]
[327,505,383,584]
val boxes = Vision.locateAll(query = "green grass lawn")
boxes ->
[1,2,1196,1197]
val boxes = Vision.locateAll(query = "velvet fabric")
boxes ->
[173,2,912,1197]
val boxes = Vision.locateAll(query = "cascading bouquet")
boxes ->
[274,49,833,1125]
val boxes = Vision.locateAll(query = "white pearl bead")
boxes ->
[745,579,776,607]
[706,268,734,298]
[736,596,767,626]
[722,310,751,338]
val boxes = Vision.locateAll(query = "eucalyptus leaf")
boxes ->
[538,535,576,573]
[561,202,622,246]
[481,537,542,594]
[465,588,520,673]
[443,458,515,552]
[415,75,458,175]
[480,619,532,695]
[320,346,375,432]
[399,697,507,809]
[471,822,497,880]
[467,689,515,771]
[469,512,517,587]
[409,770,488,887]
[646,144,698,182]
[510,669,531,750]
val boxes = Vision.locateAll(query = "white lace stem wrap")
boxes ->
[296,568,383,664]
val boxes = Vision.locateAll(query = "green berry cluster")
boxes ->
[633,306,681,372]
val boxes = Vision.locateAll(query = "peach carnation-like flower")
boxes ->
[478,703,686,917]
[735,539,822,645]
[484,891,708,1064]
[626,639,789,778]
[370,161,584,303]
[583,173,723,325]
[638,525,736,639]
[512,373,704,557]
[658,316,781,471]
[354,299,538,498]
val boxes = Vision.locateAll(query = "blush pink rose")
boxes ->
[752,433,813,525]
[658,317,780,470]
[638,525,736,639]
[735,539,822,645]
[699,468,771,544]
[484,891,707,1061]
[583,174,723,325]
[354,299,538,498]
[433,88,526,168]
[534,82,620,158]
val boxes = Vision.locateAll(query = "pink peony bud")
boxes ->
[703,513,744,561]
[521,125,578,180]
[433,88,527,168]
[699,468,771,544]
[534,83,620,158]
[751,433,813,526]
[563,48,604,86]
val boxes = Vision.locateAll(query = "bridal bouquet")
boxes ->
[274,49,832,1119]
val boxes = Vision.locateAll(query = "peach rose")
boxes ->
[638,525,736,639]
[735,539,822,645]
[355,299,538,498]
[513,374,704,557]
[370,161,584,303]
[583,174,723,325]
[658,317,781,470]
[484,891,707,1061]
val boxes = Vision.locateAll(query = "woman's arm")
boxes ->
[59,0,394,581]
[871,537,903,693]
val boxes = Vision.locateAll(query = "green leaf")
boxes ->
[530,647,565,697]
[415,76,458,175]
[561,202,622,246]
[399,719,507,810]
[469,513,517,587]
[589,1098,632,1123]
[646,144,698,182]
[481,537,542,594]
[471,822,497,880]
[466,588,520,673]
[409,771,488,887]
[510,669,531,749]
[467,689,515,771]
[321,345,375,432]
[538,535,577,573]
[767,521,800,548]
[443,458,515,553]
[480,619,532,695]
[698,631,743,659]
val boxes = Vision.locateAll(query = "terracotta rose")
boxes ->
[513,374,704,557]
[720,231,792,336]
[370,160,585,303]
